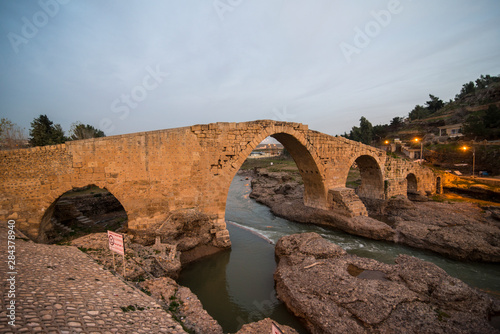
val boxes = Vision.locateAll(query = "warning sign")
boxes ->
[107,231,125,256]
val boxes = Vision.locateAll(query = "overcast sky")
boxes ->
[1,1,499,138]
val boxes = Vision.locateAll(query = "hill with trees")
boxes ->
[342,74,500,175]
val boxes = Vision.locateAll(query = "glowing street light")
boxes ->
[413,137,423,164]
[384,140,389,145]
[461,145,476,178]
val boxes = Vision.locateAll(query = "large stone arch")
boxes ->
[221,125,327,218]
[348,154,385,200]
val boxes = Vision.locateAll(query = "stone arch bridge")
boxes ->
[0,120,437,244]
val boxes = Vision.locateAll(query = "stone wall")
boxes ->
[0,120,438,241]
[383,157,437,198]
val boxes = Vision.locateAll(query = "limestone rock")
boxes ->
[71,232,182,279]
[140,277,224,334]
[249,169,396,242]
[249,168,500,262]
[387,200,500,262]
[131,208,230,263]
[274,233,500,334]
[235,318,298,334]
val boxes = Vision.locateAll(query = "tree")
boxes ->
[372,124,389,143]
[425,94,444,114]
[29,114,66,147]
[483,105,500,129]
[68,122,105,140]
[0,118,13,138]
[0,118,27,150]
[359,117,373,145]
[462,113,484,138]
[389,117,403,131]
[462,105,500,140]
[346,117,373,145]
[475,74,500,89]
[456,81,476,100]
[409,105,429,121]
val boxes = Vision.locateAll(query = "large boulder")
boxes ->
[274,233,500,334]
[131,209,231,263]
[386,200,500,262]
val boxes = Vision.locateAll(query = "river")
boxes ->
[179,175,500,333]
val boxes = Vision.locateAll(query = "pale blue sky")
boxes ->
[1,0,499,137]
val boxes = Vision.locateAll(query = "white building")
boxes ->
[438,124,463,138]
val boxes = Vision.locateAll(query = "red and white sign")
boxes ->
[107,231,125,256]
[271,322,284,334]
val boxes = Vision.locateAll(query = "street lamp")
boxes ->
[461,145,476,178]
[413,138,423,164]
[383,139,390,152]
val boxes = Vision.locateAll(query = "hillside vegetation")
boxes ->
[343,74,500,175]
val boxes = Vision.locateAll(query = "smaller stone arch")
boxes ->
[436,176,442,194]
[38,184,128,243]
[349,155,385,200]
[406,173,418,195]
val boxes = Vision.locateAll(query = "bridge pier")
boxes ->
[328,188,368,217]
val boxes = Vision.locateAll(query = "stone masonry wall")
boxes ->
[0,120,438,241]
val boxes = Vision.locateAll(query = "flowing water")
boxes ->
[179,176,500,333]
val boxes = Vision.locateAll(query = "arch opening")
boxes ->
[406,173,418,196]
[436,176,442,194]
[198,134,316,333]
[224,132,327,224]
[39,184,128,244]
[270,133,326,208]
[347,155,385,200]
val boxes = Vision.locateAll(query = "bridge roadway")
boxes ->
[0,224,187,334]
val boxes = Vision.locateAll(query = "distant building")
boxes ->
[248,143,283,159]
[438,124,463,138]
[401,146,422,159]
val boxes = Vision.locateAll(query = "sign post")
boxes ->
[107,231,126,279]
[271,322,284,334]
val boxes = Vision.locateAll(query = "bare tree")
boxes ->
[0,118,28,150]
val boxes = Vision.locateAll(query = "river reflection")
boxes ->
[179,221,307,333]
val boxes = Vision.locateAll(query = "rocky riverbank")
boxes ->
[51,191,297,333]
[274,232,500,333]
[246,168,500,262]
[69,232,296,333]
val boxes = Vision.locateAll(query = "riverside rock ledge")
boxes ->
[274,232,500,334]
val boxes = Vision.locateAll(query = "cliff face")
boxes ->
[274,232,500,334]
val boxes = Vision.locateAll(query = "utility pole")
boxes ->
[461,145,476,177]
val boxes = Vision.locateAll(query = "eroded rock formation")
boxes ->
[274,232,500,333]
[139,277,223,334]
[249,169,500,262]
